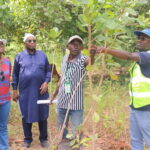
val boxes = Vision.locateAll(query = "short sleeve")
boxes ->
[138,52,150,66]
[137,51,150,77]
[80,55,88,70]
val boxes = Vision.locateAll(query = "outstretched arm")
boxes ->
[92,46,140,62]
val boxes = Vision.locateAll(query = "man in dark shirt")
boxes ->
[92,28,150,150]
[12,33,50,148]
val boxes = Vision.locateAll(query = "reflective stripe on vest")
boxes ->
[129,51,150,108]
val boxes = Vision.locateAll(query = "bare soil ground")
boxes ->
[8,118,130,150]
[8,86,130,150]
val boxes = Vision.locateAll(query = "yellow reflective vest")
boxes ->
[129,59,150,108]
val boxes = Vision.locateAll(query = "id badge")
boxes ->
[65,81,71,94]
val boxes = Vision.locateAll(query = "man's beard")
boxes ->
[27,47,36,51]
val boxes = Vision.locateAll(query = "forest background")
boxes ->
[1,0,150,149]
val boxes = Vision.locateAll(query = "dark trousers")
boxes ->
[22,118,48,143]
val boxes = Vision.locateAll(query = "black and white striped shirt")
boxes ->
[57,54,87,110]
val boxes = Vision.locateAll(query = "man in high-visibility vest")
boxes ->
[92,28,150,150]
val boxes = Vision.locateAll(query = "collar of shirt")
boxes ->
[25,49,37,55]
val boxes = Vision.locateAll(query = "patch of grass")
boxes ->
[84,79,130,147]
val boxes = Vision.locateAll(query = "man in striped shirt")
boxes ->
[51,35,89,140]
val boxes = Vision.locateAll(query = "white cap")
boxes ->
[23,33,35,42]
[67,35,83,45]
[0,39,7,45]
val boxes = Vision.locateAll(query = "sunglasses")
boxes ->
[137,36,150,41]
[0,70,5,81]
[26,40,36,43]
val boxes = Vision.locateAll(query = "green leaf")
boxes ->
[106,10,115,17]
[49,27,62,40]
[78,14,87,25]
[86,65,92,71]
[95,35,109,42]
[88,0,94,6]
[93,16,106,23]
[97,0,105,3]
[106,20,121,30]
[82,14,92,24]
[82,49,90,56]
[77,24,87,32]
[80,137,91,145]
[0,5,7,9]
[103,4,112,8]
[125,8,137,16]
[70,139,77,146]
[109,72,119,80]
[76,0,89,4]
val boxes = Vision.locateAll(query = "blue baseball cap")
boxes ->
[134,29,150,37]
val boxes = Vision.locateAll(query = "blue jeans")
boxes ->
[56,108,83,139]
[0,101,11,150]
[130,108,150,150]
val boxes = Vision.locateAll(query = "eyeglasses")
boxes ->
[0,70,5,81]
[26,40,36,43]
[137,36,150,41]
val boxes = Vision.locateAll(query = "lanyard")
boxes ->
[65,62,72,81]
[64,62,72,93]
